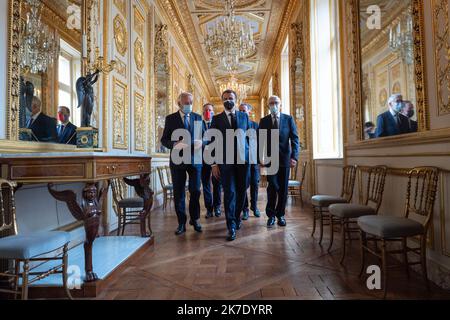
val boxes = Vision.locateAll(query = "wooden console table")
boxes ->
[0,153,153,284]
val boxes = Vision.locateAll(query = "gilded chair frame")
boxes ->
[349,0,429,143]
[2,0,97,153]
[359,167,439,298]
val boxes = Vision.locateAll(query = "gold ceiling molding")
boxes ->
[432,0,450,116]
[113,14,128,56]
[157,0,214,97]
[259,0,299,97]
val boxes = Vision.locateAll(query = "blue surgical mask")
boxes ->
[182,104,193,114]
[393,102,403,114]
[269,104,279,115]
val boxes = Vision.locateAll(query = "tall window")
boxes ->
[280,37,290,114]
[58,39,81,126]
[310,0,343,159]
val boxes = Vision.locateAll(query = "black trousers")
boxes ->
[266,167,290,218]
[220,164,250,230]
[171,165,202,225]
[201,164,222,212]
[244,164,260,211]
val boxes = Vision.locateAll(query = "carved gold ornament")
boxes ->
[113,77,129,149]
[134,38,144,72]
[113,15,128,56]
[134,92,146,151]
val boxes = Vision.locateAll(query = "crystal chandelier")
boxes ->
[20,0,60,74]
[389,10,414,65]
[219,75,250,103]
[204,0,256,72]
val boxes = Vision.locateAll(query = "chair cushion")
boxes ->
[357,216,424,238]
[329,204,376,219]
[311,195,347,207]
[0,231,71,259]
[288,180,302,187]
[118,197,144,208]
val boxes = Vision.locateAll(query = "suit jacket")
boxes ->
[409,119,418,133]
[161,111,204,168]
[259,113,300,168]
[208,111,252,165]
[375,111,410,138]
[27,113,58,143]
[57,122,78,145]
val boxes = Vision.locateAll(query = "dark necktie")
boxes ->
[230,113,237,129]
[273,116,279,129]
[59,125,65,136]
[184,114,190,130]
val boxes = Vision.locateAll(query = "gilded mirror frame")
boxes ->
[352,0,428,142]
[4,0,95,151]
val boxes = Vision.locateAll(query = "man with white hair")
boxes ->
[161,92,205,235]
[259,95,299,228]
[375,94,410,138]
[27,96,58,143]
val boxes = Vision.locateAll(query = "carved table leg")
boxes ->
[83,214,100,282]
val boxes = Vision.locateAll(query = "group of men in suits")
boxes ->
[26,97,77,145]
[161,90,300,241]
[374,94,418,138]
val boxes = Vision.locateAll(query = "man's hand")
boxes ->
[173,141,189,150]
[212,165,221,180]
[290,159,298,168]
[193,140,203,150]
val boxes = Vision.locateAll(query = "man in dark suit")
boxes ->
[375,94,410,138]
[209,90,252,241]
[57,106,78,145]
[259,95,300,228]
[201,103,222,219]
[27,97,58,143]
[239,103,261,219]
[161,92,204,235]
[401,101,418,133]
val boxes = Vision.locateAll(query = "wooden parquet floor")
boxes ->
[97,193,450,300]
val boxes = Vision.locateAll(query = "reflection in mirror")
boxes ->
[154,24,170,154]
[18,0,82,144]
[359,0,419,140]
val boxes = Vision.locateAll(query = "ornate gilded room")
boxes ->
[0,0,449,304]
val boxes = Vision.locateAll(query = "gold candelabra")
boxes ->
[88,47,116,74]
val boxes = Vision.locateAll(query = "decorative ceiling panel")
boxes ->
[169,0,291,97]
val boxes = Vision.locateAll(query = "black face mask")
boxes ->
[224,100,235,110]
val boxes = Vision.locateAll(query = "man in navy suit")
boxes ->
[209,90,252,241]
[239,103,261,220]
[259,96,300,228]
[201,103,222,219]
[57,106,78,145]
[401,100,418,133]
[375,94,410,138]
[27,97,58,143]
[161,92,204,235]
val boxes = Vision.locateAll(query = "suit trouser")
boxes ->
[244,164,260,211]
[219,164,250,230]
[266,167,291,218]
[171,165,201,225]
[201,164,222,212]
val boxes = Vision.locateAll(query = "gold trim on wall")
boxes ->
[113,14,128,56]
[134,91,146,151]
[112,77,129,150]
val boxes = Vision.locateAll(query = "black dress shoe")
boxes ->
[205,210,213,219]
[214,207,222,217]
[189,220,203,233]
[267,217,276,227]
[236,220,243,230]
[242,209,249,221]
[253,209,261,218]
[277,217,287,227]
[227,229,237,241]
[175,224,186,235]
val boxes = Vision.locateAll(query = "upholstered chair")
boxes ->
[0,179,72,300]
[311,165,357,245]
[357,167,439,299]
[288,161,308,207]
[328,166,387,264]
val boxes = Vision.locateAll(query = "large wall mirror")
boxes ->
[6,0,99,147]
[357,0,427,141]
[154,23,170,154]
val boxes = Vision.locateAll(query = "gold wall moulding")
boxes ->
[134,92,146,152]
[113,0,127,18]
[112,77,129,150]
[135,73,144,91]
[134,38,145,72]
[134,5,145,39]
[114,14,128,56]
